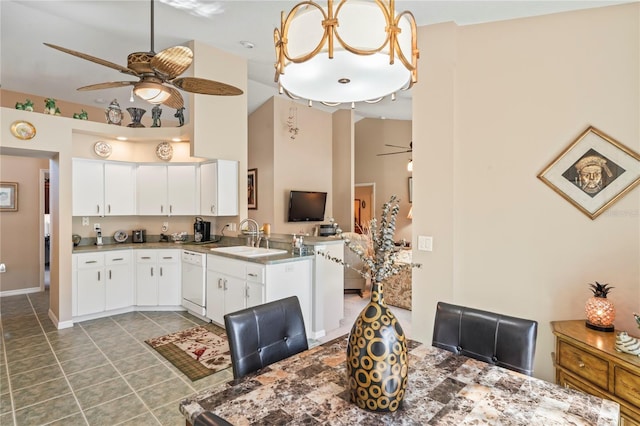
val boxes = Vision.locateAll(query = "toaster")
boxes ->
[132,229,146,243]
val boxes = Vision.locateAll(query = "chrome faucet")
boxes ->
[239,218,260,247]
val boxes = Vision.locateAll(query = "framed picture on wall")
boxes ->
[248,169,258,209]
[0,182,18,212]
[538,126,640,219]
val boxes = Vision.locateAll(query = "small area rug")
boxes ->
[145,323,231,381]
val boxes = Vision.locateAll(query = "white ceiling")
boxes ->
[1,0,633,121]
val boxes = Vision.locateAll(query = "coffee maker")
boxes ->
[194,217,211,242]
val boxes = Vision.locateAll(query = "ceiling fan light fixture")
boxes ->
[134,82,172,104]
[274,0,419,107]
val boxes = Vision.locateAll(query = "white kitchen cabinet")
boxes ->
[72,159,136,216]
[73,250,134,317]
[137,164,197,216]
[200,160,238,216]
[206,255,264,324]
[206,255,312,334]
[135,249,181,306]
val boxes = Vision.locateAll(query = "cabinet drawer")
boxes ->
[208,255,245,278]
[158,250,180,264]
[558,341,609,390]
[246,265,265,283]
[105,251,131,265]
[615,366,640,407]
[76,253,104,268]
[136,251,157,263]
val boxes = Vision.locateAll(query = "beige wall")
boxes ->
[355,119,413,241]
[0,155,49,292]
[413,3,640,382]
[248,96,336,235]
[332,109,354,232]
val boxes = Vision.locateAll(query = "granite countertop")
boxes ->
[71,235,325,264]
[179,335,620,425]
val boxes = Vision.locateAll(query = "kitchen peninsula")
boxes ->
[72,234,344,339]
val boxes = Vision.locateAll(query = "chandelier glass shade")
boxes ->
[274,0,419,106]
[134,82,172,104]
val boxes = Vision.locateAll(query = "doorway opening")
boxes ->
[41,169,50,289]
[354,183,375,234]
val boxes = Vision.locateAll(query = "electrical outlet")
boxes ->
[0,263,6,273]
[82,217,89,226]
[93,223,101,231]
[162,222,169,232]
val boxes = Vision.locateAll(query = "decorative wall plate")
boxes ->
[10,121,36,140]
[156,141,173,161]
[94,141,112,158]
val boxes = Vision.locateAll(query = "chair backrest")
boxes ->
[432,301,538,375]
[224,296,308,380]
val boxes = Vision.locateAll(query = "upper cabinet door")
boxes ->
[137,165,168,215]
[200,160,238,216]
[72,159,104,216]
[104,162,136,216]
[167,165,197,216]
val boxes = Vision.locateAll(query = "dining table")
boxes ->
[179,335,620,425]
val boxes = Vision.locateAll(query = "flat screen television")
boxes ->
[287,190,327,222]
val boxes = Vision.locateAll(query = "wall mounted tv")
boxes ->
[287,190,327,222]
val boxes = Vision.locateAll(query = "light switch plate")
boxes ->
[418,235,433,251]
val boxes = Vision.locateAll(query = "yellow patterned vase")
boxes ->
[347,280,408,412]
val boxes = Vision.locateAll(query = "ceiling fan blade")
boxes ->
[161,87,184,109]
[77,81,135,91]
[44,43,139,77]
[376,150,412,156]
[385,144,411,149]
[151,46,193,80]
[171,77,243,96]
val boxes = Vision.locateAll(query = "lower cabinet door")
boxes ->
[77,268,105,316]
[106,264,134,310]
[158,262,181,306]
[136,264,158,306]
[246,282,264,309]
[224,276,246,316]
[206,270,226,324]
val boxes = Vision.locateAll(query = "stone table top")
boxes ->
[179,335,620,425]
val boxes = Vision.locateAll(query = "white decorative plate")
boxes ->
[10,121,36,140]
[113,230,128,243]
[94,141,112,158]
[156,141,173,161]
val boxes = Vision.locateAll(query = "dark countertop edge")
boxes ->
[72,242,315,264]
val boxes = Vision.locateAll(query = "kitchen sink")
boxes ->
[209,246,288,258]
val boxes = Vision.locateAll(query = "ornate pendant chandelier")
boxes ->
[274,0,419,107]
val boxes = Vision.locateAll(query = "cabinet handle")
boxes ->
[108,204,111,214]
[151,267,154,277]
[160,267,163,277]
[112,258,124,261]
[161,205,164,213]
[97,271,101,281]
[96,204,100,214]
[85,260,98,264]
[169,205,173,214]
[248,273,258,278]
[211,205,215,214]
[218,278,223,289]
[108,270,112,279]
[224,279,228,291]
[162,256,173,260]
[141,256,151,260]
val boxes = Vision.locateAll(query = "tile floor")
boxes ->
[0,289,412,425]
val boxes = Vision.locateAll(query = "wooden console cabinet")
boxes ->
[552,320,640,425]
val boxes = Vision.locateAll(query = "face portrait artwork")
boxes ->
[562,149,625,197]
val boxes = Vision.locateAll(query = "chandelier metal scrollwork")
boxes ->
[274,0,419,108]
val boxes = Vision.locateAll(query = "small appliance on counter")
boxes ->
[319,224,337,236]
[194,217,211,242]
[132,229,146,243]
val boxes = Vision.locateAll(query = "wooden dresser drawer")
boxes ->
[616,366,640,407]
[558,340,609,390]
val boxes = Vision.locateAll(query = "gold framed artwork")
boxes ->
[0,182,18,212]
[538,126,640,219]
[248,169,257,209]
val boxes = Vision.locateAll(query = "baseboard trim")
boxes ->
[48,309,74,329]
[0,287,41,297]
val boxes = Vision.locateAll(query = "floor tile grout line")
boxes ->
[0,298,19,426]
[24,293,90,426]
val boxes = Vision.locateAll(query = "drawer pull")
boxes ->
[112,257,124,261]
[162,256,173,260]
[85,260,98,264]
[248,273,258,277]
[141,256,151,260]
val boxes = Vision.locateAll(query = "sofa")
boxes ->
[382,249,412,310]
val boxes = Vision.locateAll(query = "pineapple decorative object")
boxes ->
[585,282,615,332]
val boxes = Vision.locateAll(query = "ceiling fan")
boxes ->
[43,0,242,110]
[377,142,412,156]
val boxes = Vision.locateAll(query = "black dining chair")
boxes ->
[432,301,538,376]
[224,296,308,380]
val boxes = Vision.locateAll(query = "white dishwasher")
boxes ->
[181,250,207,318]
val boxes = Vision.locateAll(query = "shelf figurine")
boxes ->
[151,105,162,127]
[174,107,185,127]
